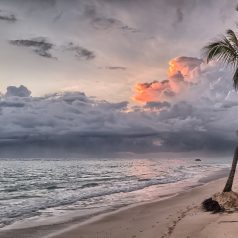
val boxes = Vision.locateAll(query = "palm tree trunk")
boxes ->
[223,145,238,192]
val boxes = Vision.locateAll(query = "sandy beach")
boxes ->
[2,169,238,238]
[47,176,237,238]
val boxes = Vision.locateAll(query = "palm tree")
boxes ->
[202,29,238,192]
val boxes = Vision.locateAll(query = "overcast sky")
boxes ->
[0,0,238,157]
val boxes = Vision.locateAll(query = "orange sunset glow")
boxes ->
[133,57,203,103]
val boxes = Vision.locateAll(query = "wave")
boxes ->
[0,176,184,227]
[0,159,229,228]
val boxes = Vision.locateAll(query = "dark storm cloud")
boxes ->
[0,59,238,158]
[0,134,161,158]
[158,131,236,152]
[10,38,55,59]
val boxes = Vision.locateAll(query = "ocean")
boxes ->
[0,157,230,230]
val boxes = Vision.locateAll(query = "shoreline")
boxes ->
[49,175,234,238]
[47,177,228,238]
[0,168,230,238]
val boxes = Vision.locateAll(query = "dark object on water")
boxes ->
[195,159,201,162]
[202,197,224,213]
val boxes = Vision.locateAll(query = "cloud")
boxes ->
[63,42,95,60]
[134,80,174,102]
[0,0,237,157]
[80,2,139,34]
[0,10,17,23]
[0,101,25,108]
[0,57,238,158]
[0,0,236,104]
[106,66,127,70]
[168,57,202,79]
[172,8,184,28]
[91,17,139,33]
[5,85,31,97]
[9,38,96,61]
[0,90,143,157]
[176,8,184,23]
[133,56,203,102]
[10,38,55,59]
[144,101,171,110]
[130,57,238,154]
[91,17,121,30]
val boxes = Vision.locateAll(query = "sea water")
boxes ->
[0,157,230,229]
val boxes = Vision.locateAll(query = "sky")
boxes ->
[0,0,238,157]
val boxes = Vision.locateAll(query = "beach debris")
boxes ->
[212,191,238,210]
[202,192,238,213]
[202,197,224,213]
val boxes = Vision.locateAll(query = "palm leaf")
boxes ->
[202,30,238,91]
[202,36,238,67]
[226,29,238,49]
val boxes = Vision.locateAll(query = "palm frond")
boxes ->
[202,35,238,68]
[202,29,238,90]
[226,29,238,49]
